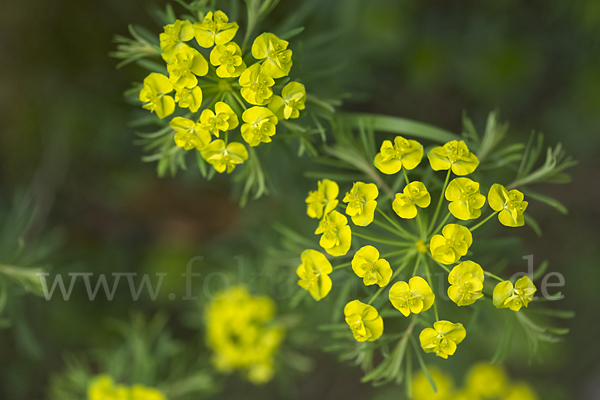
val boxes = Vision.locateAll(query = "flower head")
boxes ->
[160,19,194,62]
[488,184,528,227]
[193,10,238,48]
[210,42,246,78]
[174,86,203,112]
[139,73,175,119]
[389,276,435,317]
[411,367,454,400]
[342,182,378,226]
[419,320,466,359]
[465,363,508,398]
[201,140,248,173]
[374,136,423,174]
[87,376,129,400]
[493,276,536,311]
[445,178,486,220]
[167,46,209,89]
[252,33,293,78]
[430,224,473,264]
[344,300,383,342]
[296,249,333,301]
[448,261,484,306]
[239,63,275,105]
[199,101,239,137]
[315,210,352,257]
[504,382,539,400]
[306,179,339,219]
[268,82,306,120]
[241,106,278,147]
[351,246,392,287]
[392,181,431,219]
[170,116,211,151]
[428,140,479,175]
[130,385,167,400]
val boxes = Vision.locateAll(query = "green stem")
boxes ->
[372,220,413,241]
[412,254,422,276]
[231,91,248,111]
[402,167,410,184]
[333,261,352,270]
[427,254,451,274]
[429,211,451,239]
[422,255,439,321]
[469,211,499,232]
[427,169,451,233]
[484,271,504,282]
[353,231,411,247]
[381,249,413,259]
[376,207,417,240]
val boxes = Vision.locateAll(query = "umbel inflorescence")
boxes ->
[297,138,536,359]
[138,10,305,174]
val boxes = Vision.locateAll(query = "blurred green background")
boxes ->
[1,0,599,399]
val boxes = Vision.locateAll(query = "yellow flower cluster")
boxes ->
[87,375,166,400]
[139,11,307,174]
[296,136,538,361]
[204,285,284,384]
[411,363,539,400]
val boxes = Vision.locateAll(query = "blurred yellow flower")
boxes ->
[343,182,378,226]
[488,184,528,227]
[389,276,435,317]
[139,73,175,119]
[306,179,339,219]
[445,178,486,220]
[130,385,167,400]
[344,300,383,342]
[252,33,293,78]
[428,140,479,176]
[466,363,508,398]
[493,276,536,311]
[430,224,473,264]
[297,249,333,301]
[201,140,248,173]
[241,106,278,147]
[88,375,129,400]
[448,261,484,306]
[419,320,466,359]
[193,11,238,48]
[351,245,392,287]
[374,136,423,174]
[504,382,539,400]
[411,366,454,400]
[315,210,352,257]
[392,181,431,219]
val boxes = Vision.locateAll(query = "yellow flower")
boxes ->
[488,184,528,227]
[251,33,293,78]
[466,363,508,398]
[174,86,203,112]
[87,375,129,400]
[447,261,484,306]
[199,101,239,137]
[267,82,306,120]
[306,179,339,219]
[167,46,209,89]
[296,249,333,301]
[428,140,479,175]
[430,224,473,265]
[239,63,275,105]
[411,366,454,400]
[205,285,283,384]
[160,19,194,63]
[374,136,423,174]
[493,276,536,311]
[130,385,167,400]
[139,73,175,119]
[351,245,392,287]
[210,42,246,78]
[344,300,383,342]
[201,140,248,173]
[504,382,539,400]
[193,11,239,48]
[445,178,486,220]
[241,106,278,147]
[315,210,352,257]
[170,117,211,151]
[389,276,435,317]
[419,320,466,359]
[392,181,431,219]
[342,182,378,226]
